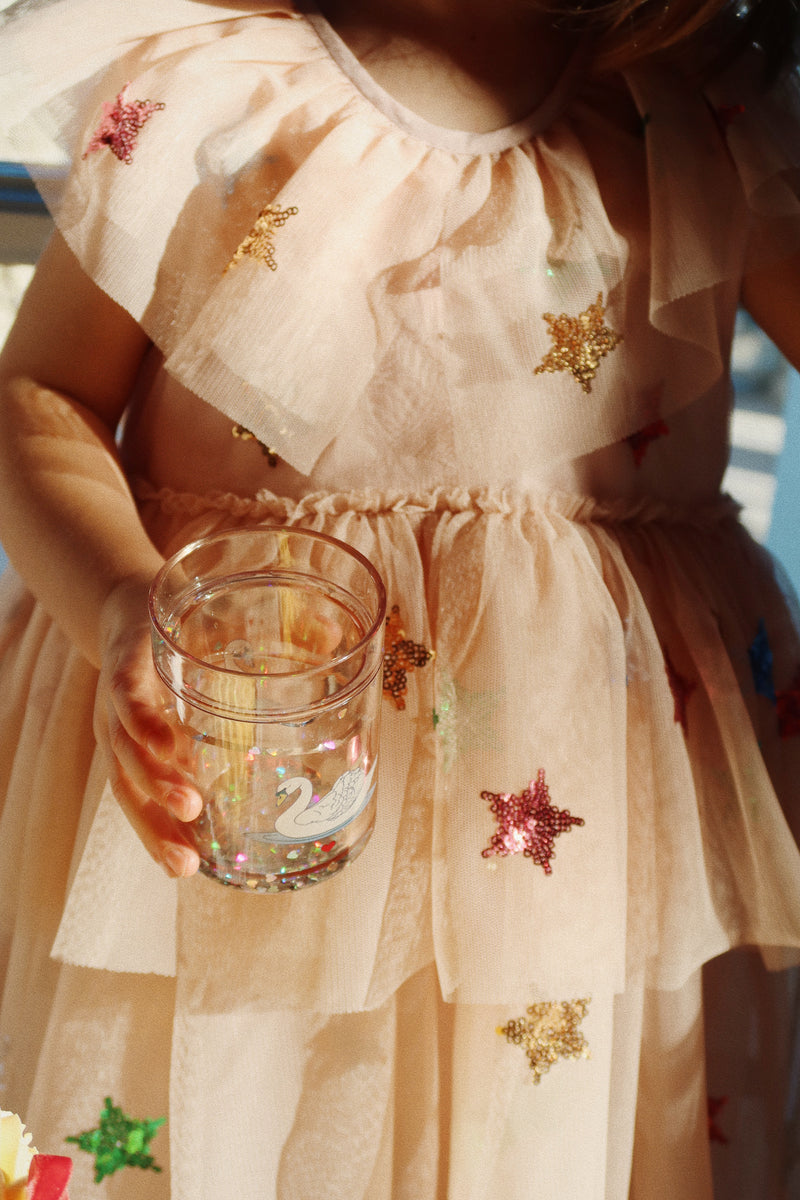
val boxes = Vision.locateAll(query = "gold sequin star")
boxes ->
[231,423,279,465]
[498,998,591,1084]
[227,203,298,272]
[533,293,622,393]
[383,605,434,710]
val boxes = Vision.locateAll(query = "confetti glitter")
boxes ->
[66,1098,164,1183]
[707,1096,730,1145]
[83,85,165,163]
[533,292,622,393]
[383,605,434,710]
[664,648,696,734]
[625,418,669,466]
[776,668,800,738]
[498,998,591,1084]
[748,619,776,704]
[481,768,584,874]
[231,424,279,464]
[227,203,298,271]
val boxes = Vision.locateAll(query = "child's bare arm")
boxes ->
[0,233,201,875]
[741,250,800,372]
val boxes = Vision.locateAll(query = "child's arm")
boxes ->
[741,250,800,372]
[0,233,201,876]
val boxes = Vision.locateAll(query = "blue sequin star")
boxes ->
[748,618,776,704]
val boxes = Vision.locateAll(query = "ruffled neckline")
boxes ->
[300,0,588,154]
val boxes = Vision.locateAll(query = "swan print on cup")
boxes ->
[272,760,377,843]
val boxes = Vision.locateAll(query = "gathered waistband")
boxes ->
[133,478,742,530]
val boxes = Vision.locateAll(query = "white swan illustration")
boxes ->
[272,758,377,842]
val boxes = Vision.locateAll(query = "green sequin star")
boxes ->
[434,672,500,772]
[66,1098,165,1182]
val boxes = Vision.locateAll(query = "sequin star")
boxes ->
[498,998,591,1084]
[66,1098,165,1183]
[716,103,746,129]
[227,203,298,271]
[383,605,434,710]
[625,418,669,466]
[664,648,696,734]
[533,292,622,393]
[776,668,800,738]
[748,618,776,704]
[481,768,584,873]
[231,423,279,465]
[707,1096,730,1145]
[83,85,165,164]
[433,672,500,772]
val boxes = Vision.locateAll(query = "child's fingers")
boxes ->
[95,688,201,873]
[94,670,203,822]
[106,764,200,878]
[104,626,176,757]
[103,707,202,822]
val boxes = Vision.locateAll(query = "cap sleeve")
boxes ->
[1,0,450,473]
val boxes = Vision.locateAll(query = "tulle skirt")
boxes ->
[1,482,799,1197]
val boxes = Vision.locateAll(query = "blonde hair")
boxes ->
[544,0,798,76]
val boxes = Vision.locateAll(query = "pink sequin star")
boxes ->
[481,769,584,874]
[664,648,696,734]
[84,84,165,164]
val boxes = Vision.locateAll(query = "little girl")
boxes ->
[1,0,799,1195]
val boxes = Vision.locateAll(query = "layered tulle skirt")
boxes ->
[1,482,799,1198]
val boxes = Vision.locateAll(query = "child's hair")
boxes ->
[544,0,799,77]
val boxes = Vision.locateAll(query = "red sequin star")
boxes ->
[664,648,696,734]
[382,605,434,710]
[716,103,746,129]
[481,768,584,874]
[84,84,165,164]
[625,418,669,466]
[776,668,800,738]
[707,1095,730,1145]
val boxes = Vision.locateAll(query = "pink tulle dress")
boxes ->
[1,1,799,1196]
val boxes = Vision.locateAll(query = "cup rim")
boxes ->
[148,524,387,691]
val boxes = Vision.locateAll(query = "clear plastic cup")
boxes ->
[149,526,386,892]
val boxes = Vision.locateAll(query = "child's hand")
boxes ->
[93,577,203,878]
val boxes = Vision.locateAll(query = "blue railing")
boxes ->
[0,161,48,213]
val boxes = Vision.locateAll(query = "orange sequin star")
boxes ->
[227,203,298,271]
[383,605,434,710]
[498,998,591,1084]
[83,85,165,164]
[534,292,622,393]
